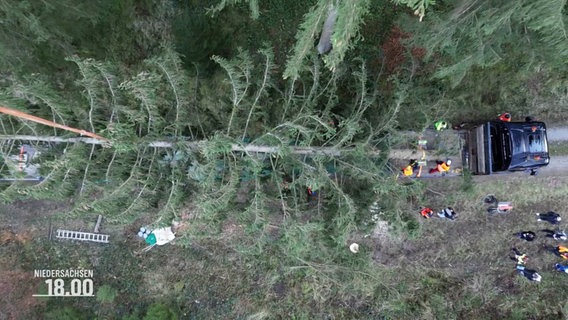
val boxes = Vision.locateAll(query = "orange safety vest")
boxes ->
[437,162,450,172]
[499,113,512,122]
[420,208,433,218]
[558,246,568,253]
[402,165,414,176]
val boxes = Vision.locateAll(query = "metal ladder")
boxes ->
[56,229,109,243]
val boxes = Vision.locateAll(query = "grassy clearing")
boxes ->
[549,141,568,156]
[383,175,568,319]
[4,172,568,319]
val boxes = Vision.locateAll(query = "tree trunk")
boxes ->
[0,134,450,160]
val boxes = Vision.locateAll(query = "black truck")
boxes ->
[461,121,549,175]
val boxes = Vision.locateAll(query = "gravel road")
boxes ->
[398,126,568,179]
[547,127,568,141]
[532,156,568,176]
[540,127,568,176]
[481,126,568,177]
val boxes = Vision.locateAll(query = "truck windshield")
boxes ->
[527,133,546,153]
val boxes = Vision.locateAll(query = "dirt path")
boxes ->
[547,127,568,141]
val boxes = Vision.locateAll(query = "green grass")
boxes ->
[181,174,568,318]
[5,168,568,319]
[402,176,568,318]
[549,141,568,156]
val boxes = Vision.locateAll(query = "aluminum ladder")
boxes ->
[56,229,109,243]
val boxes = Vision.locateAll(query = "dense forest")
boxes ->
[1,0,568,319]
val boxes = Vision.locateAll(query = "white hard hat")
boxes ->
[349,243,360,253]
[446,159,452,165]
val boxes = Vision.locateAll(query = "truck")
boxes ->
[460,120,549,175]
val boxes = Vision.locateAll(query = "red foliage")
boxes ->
[411,46,427,59]
[380,26,427,74]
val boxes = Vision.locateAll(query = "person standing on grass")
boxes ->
[540,229,567,241]
[437,207,456,220]
[536,212,561,224]
[516,265,542,282]
[510,248,528,265]
[550,245,568,259]
[555,263,568,274]
[514,231,536,242]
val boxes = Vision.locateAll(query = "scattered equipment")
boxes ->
[483,194,513,214]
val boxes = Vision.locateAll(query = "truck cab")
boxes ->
[461,121,549,175]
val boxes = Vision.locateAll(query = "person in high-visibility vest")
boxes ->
[434,120,448,131]
[510,248,528,265]
[429,159,451,174]
[498,113,512,122]
[419,207,434,219]
[401,159,418,177]
[552,246,568,259]
[555,263,568,274]
[559,246,568,253]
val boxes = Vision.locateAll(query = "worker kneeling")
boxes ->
[420,207,434,219]
[402,159,419,177]
[429,159,451,175]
